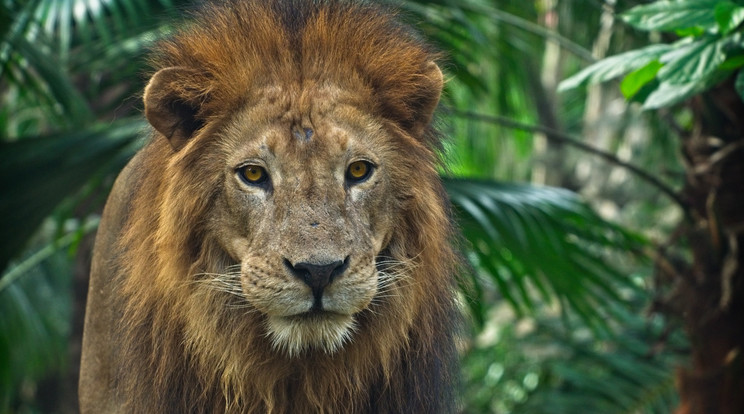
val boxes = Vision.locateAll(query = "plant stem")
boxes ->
[0,218,99,293]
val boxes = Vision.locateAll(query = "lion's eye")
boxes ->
[238,165,268,185]
[346,160,373,183]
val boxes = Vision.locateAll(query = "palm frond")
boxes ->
[462,300,683,414]
[32,0,184,59]
[0,119,143,271]
[0,248,73,411]
[445,178,646,333]
[516,310,683,414]
[1,0,188,128]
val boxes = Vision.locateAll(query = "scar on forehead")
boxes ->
[292,125,314,141]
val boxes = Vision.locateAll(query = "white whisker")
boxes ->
[187,268,253,309]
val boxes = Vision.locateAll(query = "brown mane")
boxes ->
[80,1,460,412]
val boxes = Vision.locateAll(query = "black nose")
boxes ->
[285,257,349,297]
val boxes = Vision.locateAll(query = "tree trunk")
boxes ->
[531,0,565,187]
[673,78,744,414]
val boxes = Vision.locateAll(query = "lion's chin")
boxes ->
[266,312,357,357]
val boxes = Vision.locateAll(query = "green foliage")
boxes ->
[446,178,645,333]
[463,306,684,414]
[515,313,683,414]
[0,247,74,412]
[558,45,673,93]
[620,60,664,99]
[560,0,744,108]
[0,0,187,409]
[447,179,679,414]
[0,120,142,270]
[0,0,687,413]
[0,0,189,269]
[397,0,568,180]
[621,0,723,32]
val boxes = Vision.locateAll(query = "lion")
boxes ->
[79,0,460,412]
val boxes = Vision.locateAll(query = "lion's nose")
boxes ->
[285,257,349,298]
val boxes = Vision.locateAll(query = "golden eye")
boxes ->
[346,160,372,183]
[238,164,268,185]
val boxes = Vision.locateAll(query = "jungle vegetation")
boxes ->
[1,0,742,412]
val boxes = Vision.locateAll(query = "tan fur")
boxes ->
[79,1,459,412]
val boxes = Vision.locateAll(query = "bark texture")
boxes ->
[673,78,744,414]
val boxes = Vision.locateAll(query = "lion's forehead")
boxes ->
[221,89,386,174]
[240,83,373,132]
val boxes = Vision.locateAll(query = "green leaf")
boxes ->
[0,119,143,271]
[719,53,744,69]
[715,1,744,34]
[444,179,646,333]
[636,34,740,109]
[466,305,685,414]
[525,316,682,414]
[675,26,706,37]
[11,36,93,122]
[621,60,664,99]
[621,0,721,32]
[641,76,727,109]
[558,44,672,92]
[657,35,733,84]
[0,219,98,293]
[642,81,701,109]
[0,249,74,411]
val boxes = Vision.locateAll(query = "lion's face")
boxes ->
[207,84,399,355]
[143,25,442,357]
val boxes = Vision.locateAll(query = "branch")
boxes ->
[448,109,689,210]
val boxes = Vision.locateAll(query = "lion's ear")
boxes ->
[144,67,208,151]
[410,61,443,137]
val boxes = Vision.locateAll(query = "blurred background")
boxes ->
[2,0,743,413]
